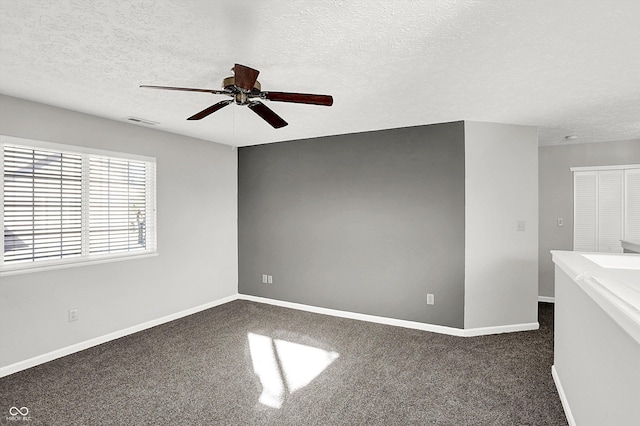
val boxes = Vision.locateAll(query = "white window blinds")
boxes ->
[573,165,640,253]
[3,145,83,262]
[2,138,156,274]
[89,157,148,254]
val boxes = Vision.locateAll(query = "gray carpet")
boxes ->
[1,301,567,425]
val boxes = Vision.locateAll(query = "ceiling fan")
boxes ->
[140,64,333,129]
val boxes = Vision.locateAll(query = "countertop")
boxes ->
[551,250,640,345]
[621,239,640,253]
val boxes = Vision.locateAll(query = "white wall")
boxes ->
[0,95,238,369]
[553,262,640,426]
[464,121,538,329]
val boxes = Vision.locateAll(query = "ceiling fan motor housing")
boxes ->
[222,76,262,105]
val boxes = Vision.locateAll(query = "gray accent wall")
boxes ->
[238,122,465,328]
[538,139,640,299]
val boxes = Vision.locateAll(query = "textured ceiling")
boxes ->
[1,0,639,147]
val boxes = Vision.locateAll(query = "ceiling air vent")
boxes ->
[126,117,158,126]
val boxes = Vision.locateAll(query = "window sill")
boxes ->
[0,251,159,277]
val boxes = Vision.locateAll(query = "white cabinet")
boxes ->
[573,171,598,251]
[625,168,640,242]
[573,165,640,253]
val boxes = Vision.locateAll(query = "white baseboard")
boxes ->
[238,294,539,337]
[552,365,576,426]
[462,321,539,336]
[239,294,467,336]
[0,294,238,378]
[538,296,555,303]
[1,293,543,377]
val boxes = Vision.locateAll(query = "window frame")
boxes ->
[1,135,157,276]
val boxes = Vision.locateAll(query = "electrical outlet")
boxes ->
[427,294,435,305]
[262,274,268,284]
[516,220,526,231]
[68,309,78,322]
[267,275,273,284]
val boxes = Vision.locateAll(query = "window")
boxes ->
[1,136,156,275]
[572,164,640,253]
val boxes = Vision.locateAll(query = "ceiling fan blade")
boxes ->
[187,100,233,120]
[263,91,333,106]
[248,101,288,128]
[141,85,228,95]
[234,64,260,91]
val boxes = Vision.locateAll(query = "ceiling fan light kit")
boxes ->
[141,64,333,129]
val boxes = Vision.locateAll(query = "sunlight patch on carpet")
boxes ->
[247,332,339,409]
